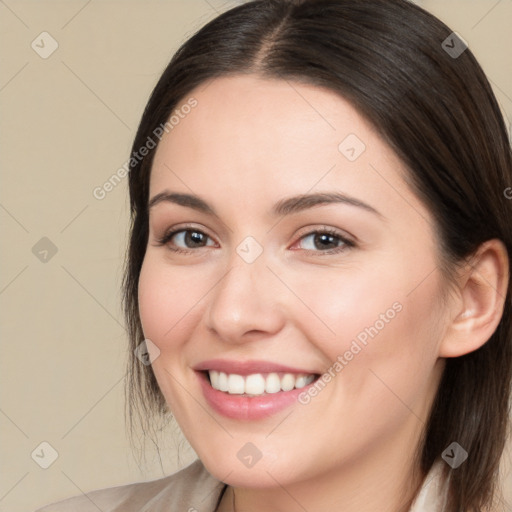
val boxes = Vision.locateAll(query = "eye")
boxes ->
[155,225,216,254]
[292,228,355,255]
[155,225,355,256]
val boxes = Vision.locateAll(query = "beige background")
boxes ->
[0,1,511,511]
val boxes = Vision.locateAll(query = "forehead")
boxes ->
[154,74,372,164]
[148,74,423,223]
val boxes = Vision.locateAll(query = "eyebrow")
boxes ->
[148,191,384,219]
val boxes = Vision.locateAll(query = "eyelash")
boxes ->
[155,224,355,256]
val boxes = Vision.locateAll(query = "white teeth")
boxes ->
[207,371,316,395]
[245,374,266,395]
[296,374,315,388]
[227,374,245,394]
[265,373,281,394]
[218,371,229,392]
[281,373,296,391]
[209,370,220,389]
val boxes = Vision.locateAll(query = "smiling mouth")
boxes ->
[203,370,321,396]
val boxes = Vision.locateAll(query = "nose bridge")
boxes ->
[205,245,284,341]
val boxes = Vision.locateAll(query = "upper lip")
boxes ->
[193,359,319,376]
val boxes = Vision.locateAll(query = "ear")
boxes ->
[439,239,509,358]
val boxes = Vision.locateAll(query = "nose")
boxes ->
[204,252,286,344]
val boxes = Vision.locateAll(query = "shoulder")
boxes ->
[34,458,226,512]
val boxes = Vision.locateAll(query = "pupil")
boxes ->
[183,232,338,250]
[316,234,335,250]
[187,231,204,247]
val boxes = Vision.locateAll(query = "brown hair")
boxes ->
[122,1,512,509]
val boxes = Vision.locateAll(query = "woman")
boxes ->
[36,0,511,510]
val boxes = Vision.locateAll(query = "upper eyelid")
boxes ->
[160,223,350,237]
[161,223,215,241]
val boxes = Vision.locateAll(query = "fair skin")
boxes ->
[138,74,509,512]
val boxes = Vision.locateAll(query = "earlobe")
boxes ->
[438,239,509,358]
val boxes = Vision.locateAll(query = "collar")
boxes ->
[409,459,450,512]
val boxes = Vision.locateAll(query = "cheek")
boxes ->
[138,254,207,342]
[138,258,167,341]
[292,258,406,357]
[137,256,203,410]
[298,251,443,403]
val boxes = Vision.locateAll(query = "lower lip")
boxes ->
[196,371,318,420]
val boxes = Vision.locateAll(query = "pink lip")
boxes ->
[193,359,317,376]
[194,361,320,421]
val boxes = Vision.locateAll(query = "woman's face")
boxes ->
[138,74,448,488]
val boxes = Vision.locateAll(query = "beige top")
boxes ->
[34,458,448,512]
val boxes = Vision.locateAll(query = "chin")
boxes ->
[200,449,306,489]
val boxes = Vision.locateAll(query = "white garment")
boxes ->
[34,457,449,512]
[409,459,449,512]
